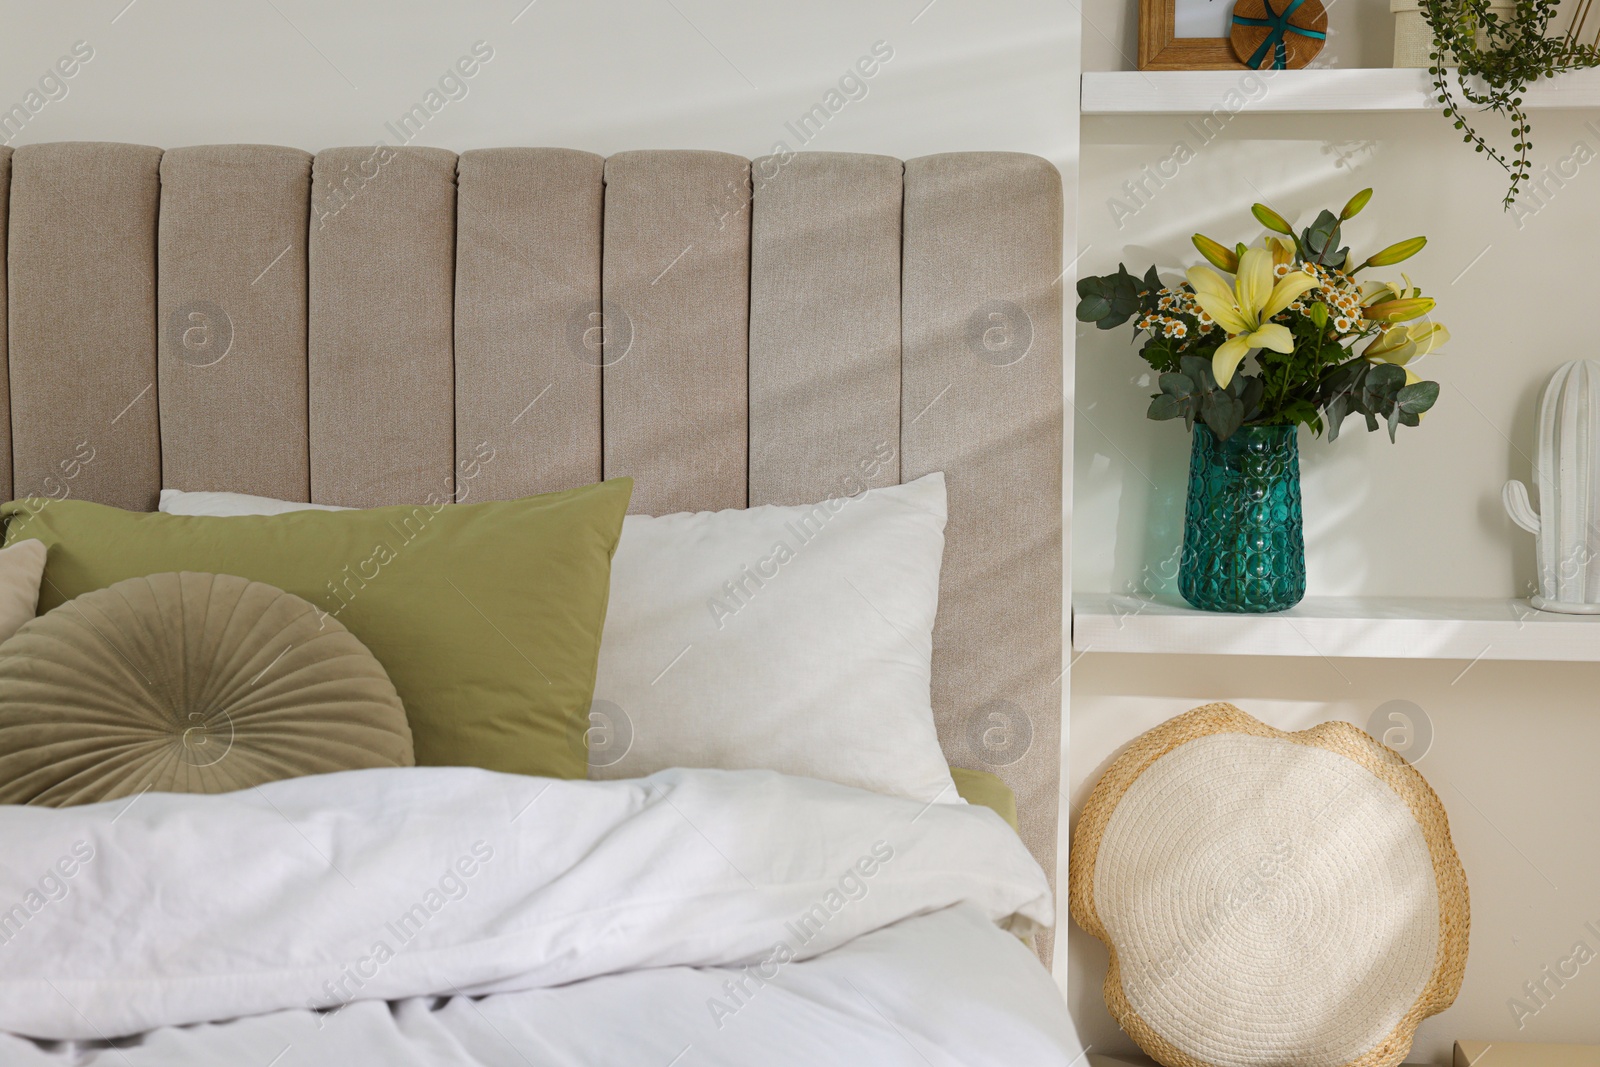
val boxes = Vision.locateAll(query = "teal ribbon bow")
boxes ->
[1232,0,1325,69]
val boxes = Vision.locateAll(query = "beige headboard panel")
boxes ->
[1,141,1063,941]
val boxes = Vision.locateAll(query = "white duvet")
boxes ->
[0,766,1076,1065]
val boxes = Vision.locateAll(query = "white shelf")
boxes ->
[1073,593,1600,661]
[1082,67,1600,114]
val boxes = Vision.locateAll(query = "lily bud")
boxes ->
[1363,296,1436,323]
[1310,301,1329,332]
[1363,236,1427,268]
[1339,188,1373,220]
[1251,203,1294,234]
[1192,233,1238,273]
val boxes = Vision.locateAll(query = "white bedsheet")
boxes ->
[0,766,1075,1065]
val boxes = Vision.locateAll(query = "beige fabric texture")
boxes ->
[159,145,313,501]
[9,142,163,511]
[602,150,751,515]
[1,144,1063,956]
[309,146,458,507]
[903,151,1065,965]
[0,571,414,806]
[456,148,605,500]
[0,539,46,645]
[1070,704,1470,1067]
[748,152,903,505]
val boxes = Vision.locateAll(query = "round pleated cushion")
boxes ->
[1069,703,1468,1067]
[0,572,413,806]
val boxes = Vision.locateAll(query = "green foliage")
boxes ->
[1299,210,1348,268]
[1419,0,1600,208]
[1319,362,1441,442]
[1075,264,1158,330]
[1149,357,1266,441]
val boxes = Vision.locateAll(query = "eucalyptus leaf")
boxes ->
[1159,372,1195,396]
[1302,210,1343,265]
[1073,264,1145,330]
[1366,363,1407,394]
[1396,380,1440,413]
[1325,393,1350,442]
[1202,392,1245,440]
[1148,394,1182,421]
[1239,376,1266,421]
[1179,355,1216,392]
[1076,294,1112,322]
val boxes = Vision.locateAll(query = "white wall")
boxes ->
[0,0,1075,161]
[1076,0,1600,1062]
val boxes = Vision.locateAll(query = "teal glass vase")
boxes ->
[1179,424,1305,613]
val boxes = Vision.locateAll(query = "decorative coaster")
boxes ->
[1229,0,1328,69]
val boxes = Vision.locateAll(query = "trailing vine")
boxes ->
[1420,0,1600,207]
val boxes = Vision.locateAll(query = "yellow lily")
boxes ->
[1264,235,1296,277]
[1364,321,1450,367]
[1187,247,1318,388]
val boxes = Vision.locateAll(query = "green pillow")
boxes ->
[950,766,1019,831]
[0,479,632,780]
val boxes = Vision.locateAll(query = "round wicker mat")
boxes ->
[1069,703,1468,1067]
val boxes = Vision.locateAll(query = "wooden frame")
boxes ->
[1139,0,1249,69]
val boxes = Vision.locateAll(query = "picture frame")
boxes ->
[1139,0,1251,69]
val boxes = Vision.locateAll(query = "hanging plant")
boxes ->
[1421,0,1600,207]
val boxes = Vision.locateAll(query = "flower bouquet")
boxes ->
[1076,190,1450,611]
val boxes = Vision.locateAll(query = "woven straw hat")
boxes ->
[1070,703,1468,1067]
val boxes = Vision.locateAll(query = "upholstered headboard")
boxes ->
[0,142,1062,947]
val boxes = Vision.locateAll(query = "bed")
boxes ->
[0,142,1066,1064]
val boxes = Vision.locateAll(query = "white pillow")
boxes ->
[594,474,955,803]
[158,477,958,804]
[157,489,348,516]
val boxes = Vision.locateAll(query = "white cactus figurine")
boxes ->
[1503,359,1600,613]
